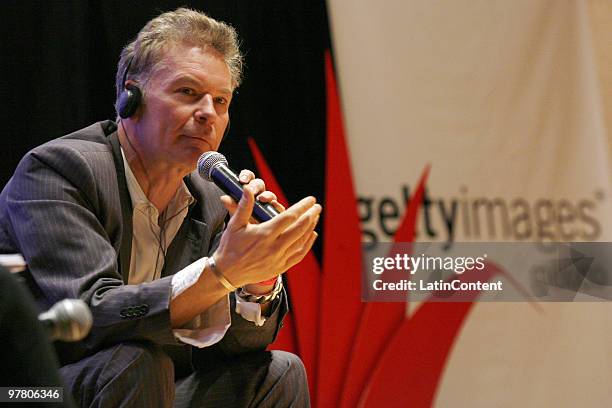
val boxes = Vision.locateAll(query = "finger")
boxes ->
[270,200,285,213]
[274,210,319,257]
[220,195,238,216]
[248,197,284,224]
[284,231,318,270]
[226,185,256,230]
[245,178,266,195]
[276,203,321,245]
[256,191,277,203]
[265,196,317,232]
[285,227,316,258]
[238,169,256,184]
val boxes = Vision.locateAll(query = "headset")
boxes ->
[117,56,142,119]
[117,55,231,138]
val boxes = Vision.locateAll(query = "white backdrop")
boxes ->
[328,0,612,406]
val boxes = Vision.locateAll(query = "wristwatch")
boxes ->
[236,276,283,304]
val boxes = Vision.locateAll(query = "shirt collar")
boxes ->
[120,147,195,216]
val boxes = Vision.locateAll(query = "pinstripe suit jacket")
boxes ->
[0,121,286,367]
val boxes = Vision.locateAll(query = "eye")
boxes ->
[178,87,196,96]
[214,96,228,105]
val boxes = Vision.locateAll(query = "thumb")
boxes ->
[227,186,255,230]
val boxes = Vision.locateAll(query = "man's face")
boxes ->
[133,42,233,172]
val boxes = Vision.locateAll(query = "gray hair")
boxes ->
[114,7,243,115]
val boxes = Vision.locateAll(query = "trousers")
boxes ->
[59,342,310,408]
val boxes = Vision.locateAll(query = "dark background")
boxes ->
[0,1,330,255]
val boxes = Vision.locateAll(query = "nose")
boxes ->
[194,94,216,123]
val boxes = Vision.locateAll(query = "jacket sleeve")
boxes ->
[3,142,178,363]
[189,213,289,368]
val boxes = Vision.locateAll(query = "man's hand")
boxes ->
[218,170,286,220]
[213,170,320,288]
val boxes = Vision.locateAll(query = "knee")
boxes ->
[62,342,175,407]
[124,342,174,387]
[97,343,174,407]
[271,351,306,375]
[94,342,175,407]
[269,351,309,395]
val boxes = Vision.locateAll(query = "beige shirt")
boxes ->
[121,149,266,348]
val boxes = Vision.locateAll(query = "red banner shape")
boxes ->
[316,50,364,408]
[340,166,430,408]
[358,263,502,407]
[248,137,322,392]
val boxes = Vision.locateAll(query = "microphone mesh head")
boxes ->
[197,152,228,181]
[54,299,93,342]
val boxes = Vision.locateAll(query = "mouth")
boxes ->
[182,134,213,149]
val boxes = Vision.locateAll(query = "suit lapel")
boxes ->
[162,177,211,277]
[162,212,210,278]
[108,131,133,284]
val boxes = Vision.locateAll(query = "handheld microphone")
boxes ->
[38,299,93,342]
[197,152,280,222]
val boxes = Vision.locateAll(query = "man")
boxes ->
[0,7,318,407]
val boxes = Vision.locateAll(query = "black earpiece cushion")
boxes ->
[118,84,142,119]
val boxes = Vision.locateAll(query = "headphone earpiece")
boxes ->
[118,83,142,119]
[117,55,142,119]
